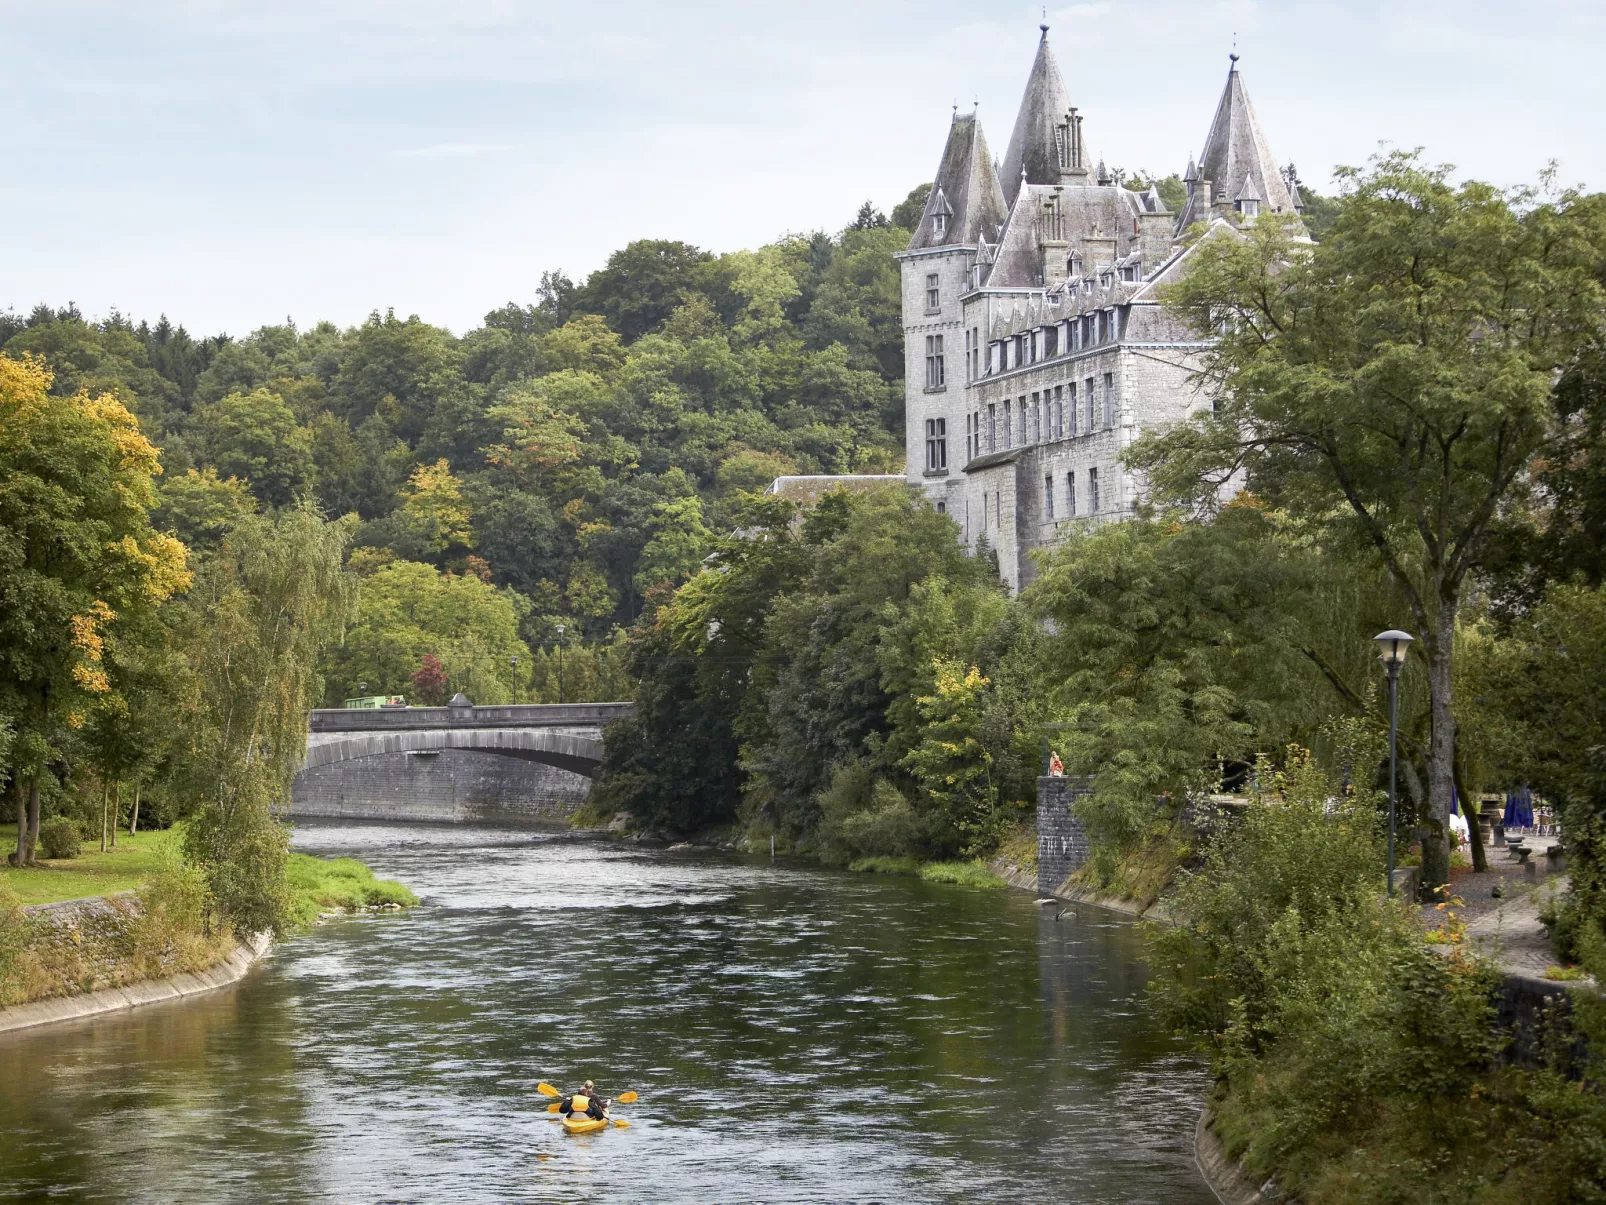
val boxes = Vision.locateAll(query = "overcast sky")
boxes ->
[2,0,1601,336]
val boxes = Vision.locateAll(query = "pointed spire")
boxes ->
[907,111,1009,252]
[1183,155,1198,183]
[1175,54,1297,233]
[1000,26,1079,207]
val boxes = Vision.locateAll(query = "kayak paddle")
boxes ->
[537,1082,560,1098]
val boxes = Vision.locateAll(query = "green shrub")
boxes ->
[918,859,1006,888]
[38,816,82,860]
[285,853,418,928]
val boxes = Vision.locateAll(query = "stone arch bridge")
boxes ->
[290,698,634,826]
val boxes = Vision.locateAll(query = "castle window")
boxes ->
[936,500,946,514]
[987,403,997,453]
[1067,382,1077,435]
[1238,198,1259,220]
[1054,385,1064,437]
[1084,376,1095,432]
[933,212,948,237]
[1004,399,1014,447]
[1044,475,1054,520]
[1089,466,1100,513]
[1067,471,1077,516]
[925,417,947,471]
[1043,324,1058,358]
[925,335,945,389]
[1103,372,1115,427]
[926,273,940,311]
[1030,392,1040,441]
[996,491,1002,530]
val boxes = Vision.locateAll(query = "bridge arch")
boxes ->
[302,727,606,778]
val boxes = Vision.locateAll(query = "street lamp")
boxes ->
[511,654,520,702]
[555,624,566,705]
[1374,629,1414,898]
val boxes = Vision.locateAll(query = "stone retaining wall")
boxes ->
[290,748,590,825]
[1036,775,1092,895]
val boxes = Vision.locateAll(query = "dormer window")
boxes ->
[933,212,947,237]
[1238,198,1260,220]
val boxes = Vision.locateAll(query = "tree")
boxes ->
[901,660,1001,856]
[572,240,718,342]
[0,356,190,864]
[153,467,257,555]
[172,506,354,934]
[324,560,530,704]
[393,458,474,559]
[194,388,315,508]
[409,653,450,705]
[632,494,712,593]
[1135,153,1606,891]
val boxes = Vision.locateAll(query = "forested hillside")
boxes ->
[0,190,927,705]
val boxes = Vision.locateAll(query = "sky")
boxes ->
[2,0,1602,336]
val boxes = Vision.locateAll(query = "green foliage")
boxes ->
[917,860,1006,888]
[194,388,314,507]
[172,506,354,936]
[153,467,258,555]
[598,485,1035,854]
[847,855,920,876]
[285,852,418,928]
[37,816,81,859]
[1135,153,1606,891]
[325,560,530,705]
[901,660,1003,856]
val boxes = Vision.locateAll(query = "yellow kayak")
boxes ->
[562,1114,610,1135]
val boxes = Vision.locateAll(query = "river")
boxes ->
[0,823,1213,1203]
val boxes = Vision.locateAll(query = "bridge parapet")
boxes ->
[308,701,634,734]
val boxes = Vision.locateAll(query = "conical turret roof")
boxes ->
[906,110,1009,251]
[1000,26,1075,208]
[1175,57,1296,231]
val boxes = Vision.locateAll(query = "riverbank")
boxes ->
[0,930,272,1036]
[1,830,419,1031]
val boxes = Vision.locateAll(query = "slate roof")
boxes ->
[999,27,1076,209]
[906,112,1009,252]
[985,182,1144,289]
[1175,59,1297,231]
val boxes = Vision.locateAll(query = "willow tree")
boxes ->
[173,505,354,934]
[1134,153,1606,892]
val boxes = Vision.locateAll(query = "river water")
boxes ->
[0,823,1212,1204]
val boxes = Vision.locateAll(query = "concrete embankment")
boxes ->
[0,894,273,1037]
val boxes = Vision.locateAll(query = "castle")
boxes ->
[897,25,1305,591]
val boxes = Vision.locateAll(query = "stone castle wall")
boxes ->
[289,749,590,826]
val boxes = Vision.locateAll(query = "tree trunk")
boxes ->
[129,783,141,835]
[24,775,41,865]
[100,780,109,853]
[10,780,23,867]
[1453,755,1487,874]
[110,781,120,848]
[1421,597,1457,899]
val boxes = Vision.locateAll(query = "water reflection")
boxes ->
[0,823,1211,1203]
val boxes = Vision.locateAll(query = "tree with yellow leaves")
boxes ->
[0,355,188,864]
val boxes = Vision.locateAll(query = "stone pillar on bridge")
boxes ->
[1036,775,1091,896]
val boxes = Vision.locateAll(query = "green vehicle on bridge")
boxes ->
[343,695,407,709]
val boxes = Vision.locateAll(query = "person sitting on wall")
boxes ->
[1048,750,1065,777]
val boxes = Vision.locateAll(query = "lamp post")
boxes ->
[1373,629,1414,897]
[555,624,566,705]
[511,654,520,702]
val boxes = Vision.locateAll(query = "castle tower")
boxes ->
[898,109,1007,500]
[1175,55,1297,232]
[999,25,1085,209]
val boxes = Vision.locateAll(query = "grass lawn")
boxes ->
[1,828,175,906]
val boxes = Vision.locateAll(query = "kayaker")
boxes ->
[570,1080,609,1120]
